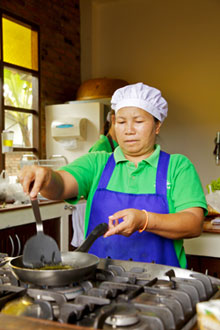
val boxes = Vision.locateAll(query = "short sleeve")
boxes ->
[169,154,207,214]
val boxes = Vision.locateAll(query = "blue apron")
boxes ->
[86,151,180,267]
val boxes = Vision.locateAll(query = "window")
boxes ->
[0,12,40,173]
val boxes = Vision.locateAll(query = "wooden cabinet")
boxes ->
[0,218,60,257]
[187,254,220,278]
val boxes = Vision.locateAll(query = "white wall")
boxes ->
[80,0,220,191]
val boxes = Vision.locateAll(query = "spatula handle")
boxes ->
[75,223,108,253]
[31,198,43,233]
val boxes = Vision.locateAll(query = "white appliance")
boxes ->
[45,100,110,163]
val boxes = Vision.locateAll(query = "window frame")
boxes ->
[0,10,40,171]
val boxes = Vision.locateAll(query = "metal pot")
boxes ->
[9,223,108,286]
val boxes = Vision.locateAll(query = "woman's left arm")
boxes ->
[104,207,204,239]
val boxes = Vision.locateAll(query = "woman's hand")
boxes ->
[104,208,146,237]
[19,166,78,201]
[18,165,52,199]
[103,207,204,240]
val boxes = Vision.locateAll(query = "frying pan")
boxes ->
[9,223,108,287]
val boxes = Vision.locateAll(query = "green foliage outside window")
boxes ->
[4,68,32,147]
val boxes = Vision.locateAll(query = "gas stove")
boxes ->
[0,256,220,330]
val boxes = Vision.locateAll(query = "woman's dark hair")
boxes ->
[103,110,115,136]
[103,121,110,136]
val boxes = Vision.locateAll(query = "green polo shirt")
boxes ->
[61,144,207,268]
[89,134,118,152]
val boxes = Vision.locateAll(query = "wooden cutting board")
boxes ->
[0,314,93,330]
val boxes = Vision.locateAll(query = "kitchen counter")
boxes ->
[0,314,93,330]
[184,220,220,258]
[0,200,73,252]
[203,220,220,233]
[0,310,200,330]
[0,199,63,212]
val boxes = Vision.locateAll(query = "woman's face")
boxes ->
[115,107,161,158]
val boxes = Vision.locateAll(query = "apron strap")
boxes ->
[98,154,115,189]
[156,151,170,196]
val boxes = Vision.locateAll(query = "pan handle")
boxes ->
[75,223,108,253]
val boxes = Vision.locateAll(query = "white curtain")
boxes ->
[71,201,86,247]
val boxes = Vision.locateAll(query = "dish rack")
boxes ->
[20,155,68,170]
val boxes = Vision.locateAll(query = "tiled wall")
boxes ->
[0,0,81,168]
[5,152,24,176]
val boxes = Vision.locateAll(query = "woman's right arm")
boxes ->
[19,165,78,200]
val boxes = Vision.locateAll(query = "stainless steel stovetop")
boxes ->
[0,256,220,330]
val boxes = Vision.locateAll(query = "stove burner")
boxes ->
[0,254,219,330]
[153,280,174,290]
[105,303,140,327]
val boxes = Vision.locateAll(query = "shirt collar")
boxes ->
[114,144,161,168]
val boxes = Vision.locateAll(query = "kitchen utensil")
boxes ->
[22,198,62,268]
[75,222,108,252]
[10,223,108,286]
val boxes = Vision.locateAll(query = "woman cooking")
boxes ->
[19,83,207,268]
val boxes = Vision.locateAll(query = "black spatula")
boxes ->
[22,198,62,268]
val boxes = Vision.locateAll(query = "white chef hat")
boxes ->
[111,82,168,122]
